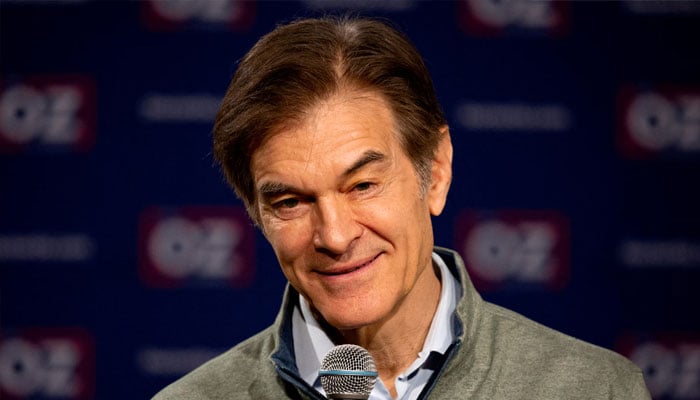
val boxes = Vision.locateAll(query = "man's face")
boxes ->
[251,91,451,331]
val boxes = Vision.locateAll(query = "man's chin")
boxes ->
[320,312,383,334]
[310,299,386,334]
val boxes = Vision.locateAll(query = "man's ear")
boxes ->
[427,125,453,216]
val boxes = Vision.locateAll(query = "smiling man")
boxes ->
[153,16,650,400]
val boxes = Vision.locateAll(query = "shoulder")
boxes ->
[476,302,649,397]
[151,326,279,400]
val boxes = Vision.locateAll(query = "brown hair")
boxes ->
[213,16,446,224]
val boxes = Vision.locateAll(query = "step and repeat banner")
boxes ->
[1,1,699,399]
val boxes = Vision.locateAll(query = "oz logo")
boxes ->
[618,86,700,158]
[142,0,255,31]
[0,76,96,153]
[618,333,700,399]
[459,0,569,36]
[138,206,255,288]
[455,210,570,291]
[0,329,94,399]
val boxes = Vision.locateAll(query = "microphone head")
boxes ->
[319,344,378,400]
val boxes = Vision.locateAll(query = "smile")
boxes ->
[316,253,381,276]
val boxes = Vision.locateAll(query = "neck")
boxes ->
[319,260,442,397]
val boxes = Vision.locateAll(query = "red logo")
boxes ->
[454,210,570,291]
[618,85,700,158]
[138,206,255,288]
[458,0,570,36]
[0,75,96,153]
[0,328,94,400]
[141,0,255,31]
[617,332,700,399]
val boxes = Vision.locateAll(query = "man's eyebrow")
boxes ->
[258,181,293,200]
[343,150,386,177]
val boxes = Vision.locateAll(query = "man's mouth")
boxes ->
[316,253,381,276]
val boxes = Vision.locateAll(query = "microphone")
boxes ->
[319,344,378,400]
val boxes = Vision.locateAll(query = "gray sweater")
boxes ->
[153,247,650,399]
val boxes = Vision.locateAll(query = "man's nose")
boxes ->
[311,196,362,255]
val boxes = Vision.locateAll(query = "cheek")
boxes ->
[362,190,427,231]
[265,220,313,265]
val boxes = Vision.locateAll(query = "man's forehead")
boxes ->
[269,89,397,138]
[251,92,399,169]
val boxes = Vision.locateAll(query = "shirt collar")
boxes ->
[414,251,458,363]
[292,291,335,385]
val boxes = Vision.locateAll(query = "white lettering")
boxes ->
[41,340,80,397]
[0,85,48,143]
[44,86,82,144]
[676,344,700,398]
[0,84,82,145]
[149,0,241,23]
[624,0,700,15]
[0,234,96,263]
[0,338,43,397]
[619,240,700,269]
[626,92,700,152]
[303,0,415,11]
[136,347,222,375]
[139,94,221,123]
[463,220,558,282]
[0,338,81,397]
[631,342,677,397]
[147,216,242,279]
[456,102,572,132]
[467,0,556,28]
[631,342,700,398]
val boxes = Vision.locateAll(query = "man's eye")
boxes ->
[354,182,373,191]
[274,198,300,209]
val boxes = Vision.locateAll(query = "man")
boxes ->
[154,16,650,399]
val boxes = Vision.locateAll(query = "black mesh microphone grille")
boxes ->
[320,344,378,399]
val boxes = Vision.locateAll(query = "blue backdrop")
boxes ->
[1,1,699,399]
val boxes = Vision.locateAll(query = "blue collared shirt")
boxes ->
[292,252,459,400]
